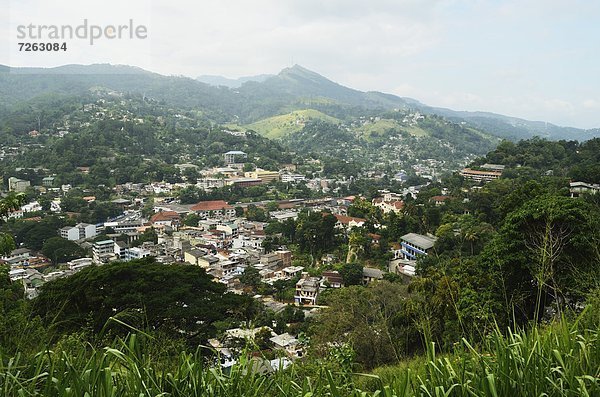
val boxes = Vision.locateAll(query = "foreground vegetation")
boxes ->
[0,305,598,396]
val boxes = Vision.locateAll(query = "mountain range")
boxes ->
[196,74,273,88]
[1,63,598,141]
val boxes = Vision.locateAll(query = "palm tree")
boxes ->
[0,193,27,256]
[0,193,27,219]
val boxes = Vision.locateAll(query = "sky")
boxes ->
[2,0,600,128]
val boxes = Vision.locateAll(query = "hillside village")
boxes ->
[1,0,600,392]
[3,130,599,366]
[0,65,599,379]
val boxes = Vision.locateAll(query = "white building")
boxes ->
[60,223,97,241]
[21,201,42,213]
[295,273,320,305]
[67,257,94,271]
[570,181,600,198]
[93,240,116,263]
[281,174,306,183]
[399,233,437,260]
[1,248,31,266]
[124,247,152,261]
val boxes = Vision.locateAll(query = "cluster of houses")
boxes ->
[2,175,446,301]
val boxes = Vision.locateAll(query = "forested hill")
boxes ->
[1,63,598,141]
[0,64,239,123]
[0,88,499,181]
[472,137,600,183]
[0,92,293,186]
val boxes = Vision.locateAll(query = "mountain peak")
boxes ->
[288,64,312,72]
[278,64,324,79]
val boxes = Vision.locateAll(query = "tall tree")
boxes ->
[0,193,26,255]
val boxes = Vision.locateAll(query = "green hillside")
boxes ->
[355,118,428,139]
[2,63,597,140]
[246,109,341,139]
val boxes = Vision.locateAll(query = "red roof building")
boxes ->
[150,211,180,223]
[191,200,233,211]
[191,200,236,218]
[430,196,451,206]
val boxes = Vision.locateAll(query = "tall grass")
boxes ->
[0,318,598,396]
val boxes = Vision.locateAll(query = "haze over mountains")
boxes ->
[196,74,273,88]
[1,63,598,141]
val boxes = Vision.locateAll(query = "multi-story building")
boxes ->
[245,169,280,184]
[275,250,292,268]
[104,220,143,234]
[67,257,94,271]
[124,247,152,261]
[260,252,282,269]
[223,150,247,165]
[216,223,239,238]
[42,176,55,187]
[59,223,97,241]
[399,233,437,260]
[227,178,263,188]
[459,168,502,182]
[8,177,30,192]
[184,248,208,266]
[93,240,116,264]
[232,234,265,250]
[372,197,404,214]
[191,200,236,219]
[295,273,320,305]
[0,248,31,267]
[281,174,306,183]
[197,178,227,190]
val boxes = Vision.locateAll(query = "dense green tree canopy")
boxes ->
[33,258,257,343]
[483,195,600,321]
[41,237,87,265]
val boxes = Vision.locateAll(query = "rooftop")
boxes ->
[331,214,366,225]
[401,233,437,250]
[481,163,506,170]
[460,168,502,176]
[191,200,233,212]
[363,267,384,279]
[270,333,298,348]
[150,211,180,223]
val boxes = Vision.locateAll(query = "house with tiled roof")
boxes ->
[331,214,366,231]
[191,200,235,219]
[430,195,451,206]
[372,197,404,214]
[150,211,180,228]
[322,270,344,288]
